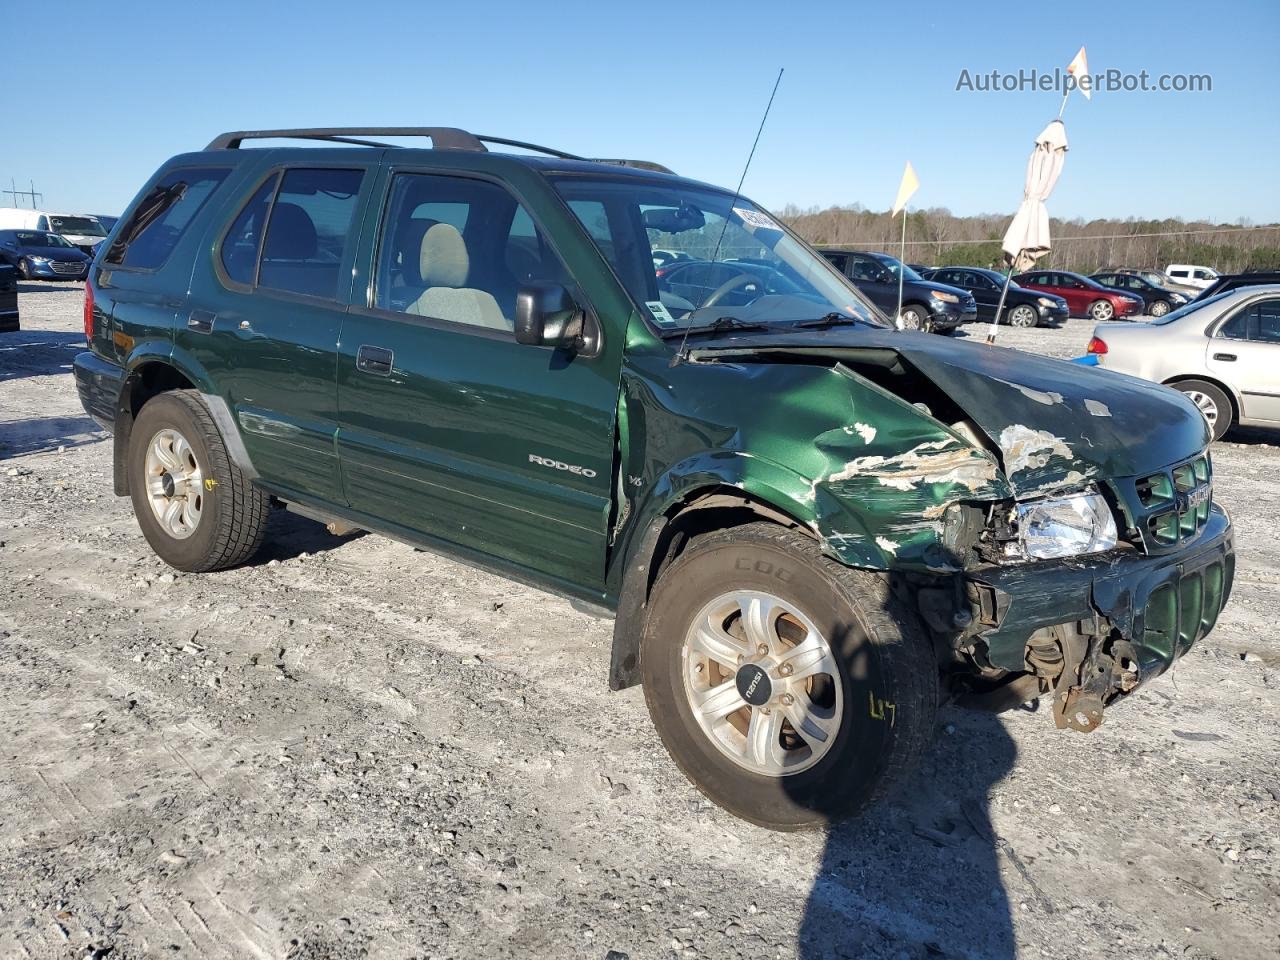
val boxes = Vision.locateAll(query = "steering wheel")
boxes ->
[701,272,762,309]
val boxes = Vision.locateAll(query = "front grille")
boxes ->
[50,261,84,275]
[1113,452,1212,553]
[1142,553,1234,667]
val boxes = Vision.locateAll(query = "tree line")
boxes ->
[778,203,1280,274]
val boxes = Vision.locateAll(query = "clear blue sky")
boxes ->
[2,0,1277,223]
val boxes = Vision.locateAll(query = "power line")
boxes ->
[812,224,1280,247]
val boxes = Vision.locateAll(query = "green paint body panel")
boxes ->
[75,141,1235,696]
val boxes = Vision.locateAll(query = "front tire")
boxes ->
[1149,300,1171,317]
[640,523,938,830]
[1007,304,1038,328]
[18,258,31,280]
[128,390,269,571]
[1089,299,1115,321]
[1171,379,1234,441]
[899,303,932,333]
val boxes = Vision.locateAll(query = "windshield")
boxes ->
[550,177,884,332]
[872,254,924,283]
[1150,289,1233,325]
[47,216,106,237]
[12,231,73,248]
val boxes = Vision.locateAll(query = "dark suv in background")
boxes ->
[923,266,1068,328]
[1089,270,1190,317]
[819,249,976,333]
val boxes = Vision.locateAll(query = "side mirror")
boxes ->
[515,282,588,351]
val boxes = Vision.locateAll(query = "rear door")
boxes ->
[964,271,1002,320]
[181,158,378,504]
[335,169,621,589]
[1208,296,1280,423]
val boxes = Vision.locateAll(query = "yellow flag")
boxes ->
[891,161,919,217]
[1067,45,1091,100]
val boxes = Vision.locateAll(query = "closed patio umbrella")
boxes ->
[988,119,1069,342]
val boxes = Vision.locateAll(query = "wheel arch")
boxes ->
[607,481,818,691]
[1161,373,1242,423]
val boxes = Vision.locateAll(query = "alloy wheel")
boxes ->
[143,428,205,539]
[1090,300,1115,321]
[681,590,844,777]
[1149,300,1170,317]
[899,307,927,332]
[1009,305,1037,328]
[1183,390,1219,427]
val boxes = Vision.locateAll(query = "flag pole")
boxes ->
[1057,85,1071,119]
[896,208,907,326]
[987,255,1018,345]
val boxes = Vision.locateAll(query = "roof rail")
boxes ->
[206,127,488,151]
[204,128,676,173]
[592,158,676,175]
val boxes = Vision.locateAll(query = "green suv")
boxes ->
[74,127,1234,829]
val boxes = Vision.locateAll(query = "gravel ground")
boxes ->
[1,284,1277,960]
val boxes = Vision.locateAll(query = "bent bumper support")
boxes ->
[960,506,1235,730]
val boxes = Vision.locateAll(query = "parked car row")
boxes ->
[0,208,113,257]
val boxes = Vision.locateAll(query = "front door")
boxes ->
[1208,296,1280,424]
[335,170,621,590]
[181,160,377,504]
[845,253,896,313]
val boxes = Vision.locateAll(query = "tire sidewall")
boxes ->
[128,393,230,570]
[641,532,914,829]
[1175,379,1233,441]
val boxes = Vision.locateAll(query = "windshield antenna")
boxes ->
[673,67,784,365]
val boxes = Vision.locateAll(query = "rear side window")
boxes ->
[105,167,229,269]
[256,168,363,300]
[220,175,279,286]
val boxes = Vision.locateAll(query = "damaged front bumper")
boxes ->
[962,503,1234,730]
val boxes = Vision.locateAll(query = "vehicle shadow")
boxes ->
[0,415,108,459]
[15,282,85,293]
[1221,425,1280,449]
[249,508,365,564]
[0,330,85,382]
[795,705,1018,959]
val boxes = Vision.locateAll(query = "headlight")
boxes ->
[930,290,960,303]
[1170,293,1187,303]
[1010,490,1117,560]
[1036,297,1058,308]
[29,255,51,264]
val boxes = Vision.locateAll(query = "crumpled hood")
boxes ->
[690,327,1209,494]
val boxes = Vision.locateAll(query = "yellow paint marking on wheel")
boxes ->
[204,478,219,490]
[868,691,896,726]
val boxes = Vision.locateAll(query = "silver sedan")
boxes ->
[1088,284,1280,440]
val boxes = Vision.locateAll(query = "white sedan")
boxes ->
[1086,284,1280,440]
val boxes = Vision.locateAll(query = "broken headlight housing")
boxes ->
[1008,489,1118,560]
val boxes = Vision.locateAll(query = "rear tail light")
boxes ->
[83,282,95,341]
[655,267,672,279]
[1087,336,1108,355]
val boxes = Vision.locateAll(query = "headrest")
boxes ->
[263,203,317,260]
[419,223,469,288]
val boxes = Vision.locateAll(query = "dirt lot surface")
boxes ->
[2,284,1277,960]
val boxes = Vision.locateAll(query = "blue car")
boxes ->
[0,229,92,281]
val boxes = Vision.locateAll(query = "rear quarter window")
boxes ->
[105,166,230,270]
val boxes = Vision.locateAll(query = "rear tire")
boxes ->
[640,523,938,830]
[128,390,269,571]
[1171,379,1233,441]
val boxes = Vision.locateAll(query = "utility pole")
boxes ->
[2,179,43,208]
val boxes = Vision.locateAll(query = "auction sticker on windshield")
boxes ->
[734,208,779,231]
[646,301,679,326]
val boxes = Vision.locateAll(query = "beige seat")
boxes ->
[407,223,510,331]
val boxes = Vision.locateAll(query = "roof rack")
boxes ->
[204,127,675,173]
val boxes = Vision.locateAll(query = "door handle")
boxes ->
[1213,352,1237,362]
[356,344,394,376]
[187,309,216,334]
